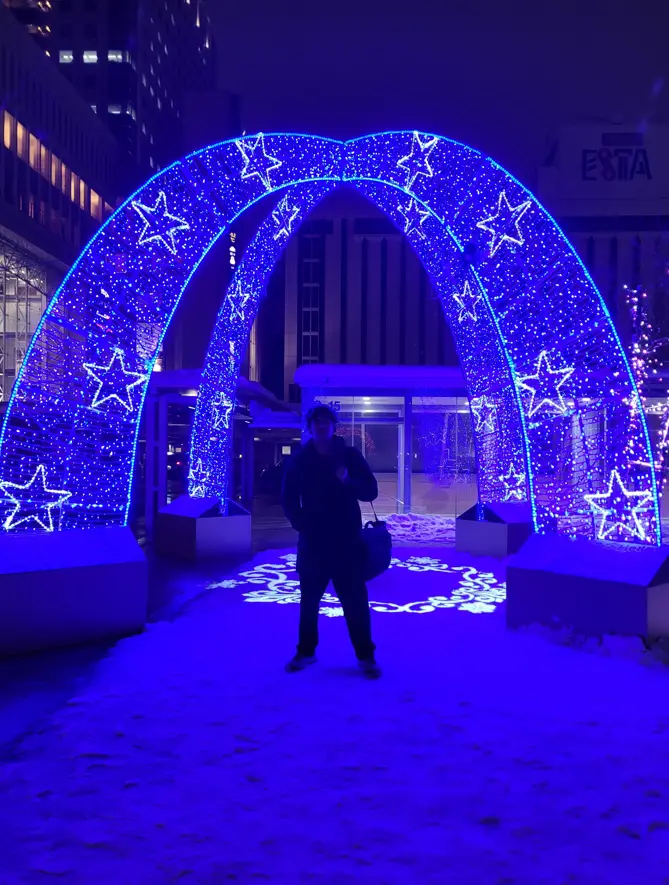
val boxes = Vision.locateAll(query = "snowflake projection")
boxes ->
[0,131,658,545]
[206,552,507,616]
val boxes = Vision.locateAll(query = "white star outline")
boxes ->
[188,459,209,498]
[516,350,574,418]
[272,195,300,241]
[213,392,235,431]
[452,280,483,323]
[83,349,148,411]
[470,396,497,433]
[397,131,439,190]
[500,463,526,502]
[236,133,283,191]
[0,465,72,532]
[227,279,254,324]
[131,191,190,255]
[584,469,654,542]
[397,196,430,239]
[476,191,532,257]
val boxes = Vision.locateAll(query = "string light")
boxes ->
[0,132,658,545]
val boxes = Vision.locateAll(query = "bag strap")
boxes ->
[370,501,380,522]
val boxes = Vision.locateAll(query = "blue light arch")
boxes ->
[0,132,659,545]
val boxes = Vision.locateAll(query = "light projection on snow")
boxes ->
[0,131,659,544]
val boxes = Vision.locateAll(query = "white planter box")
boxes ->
[0,527,147,656]
[155,496,252,561]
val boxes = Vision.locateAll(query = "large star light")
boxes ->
[132,191,190,254]
[188,459,209,497]
[470,395,497,433]
[500,463,526,501]
[84,349,147,411]
[213,393,234,431]
[477,191,531,257]
[397,131,438,190]
[272,195,300,240]
[584,470,654,542]
[398,197,430,238]
[0,465,71,532]
[227,279,254,323]
[517,351,574,417]
[452,280,482,323]
[237,134,283,191]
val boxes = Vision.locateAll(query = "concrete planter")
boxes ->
[154,496,252,562]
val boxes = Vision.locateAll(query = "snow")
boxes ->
[2,546,669,884]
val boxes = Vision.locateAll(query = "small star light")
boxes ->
[188,459,209,497]
[452,280,482,323]
[398,196,430,238]
[584,470,654,542]
[517,350,574,417]
[272,195,300,240]
[397,131,438,190]
[237,133,283,190]
[213,393,234,431]
[227,279,253,323]
[84,349,147,411]
[500,463,526,501]
[0,465,71,532]
[470,395,496,432]
[131,191,190,254]
[476,191,531,257]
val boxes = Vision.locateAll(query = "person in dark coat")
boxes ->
[281,404,381,678]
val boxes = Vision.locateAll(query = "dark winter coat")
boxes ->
[281,437,378,573]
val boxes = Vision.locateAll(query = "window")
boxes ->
[29,134,39,170]
[3,111,14,150]
[157,97,162,110]
[16,122,27,160]
[28,197,35,219]
[40,200,46,225]
[90,190,101,220]
[59,50,74,63]
[51,154,61,188]
[79,179,87,211]
[90,104,97,113]
[108,104,122,114]
[70,172,78,203]
[40,144,48,177]
[108,50,126,62]
[83,51,98,64]
[61,163,70,196]
[141,74,147,87]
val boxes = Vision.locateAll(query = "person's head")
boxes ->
[306,403,337,443]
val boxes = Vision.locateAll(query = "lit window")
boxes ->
[40,144,49,177]
[150,157,155,168]
[83,51,98,63]
[28,197,36,219]
[3,111,14,150]
[108,104,122,114]
[90,190,101,220]
[157,97,162,110]
[59,50,74,63]
[70,172,79,203]
[80,180,87,211]
[141,123,147,134]
[61,163,70,196]
[104,202,113,217]
[90,104,97,113]
[29,134,39,170]
[164,44,168,55]
[142,74,147,86]
[150,86,154,97]
[51,154,61,188]
[108,50,124,62]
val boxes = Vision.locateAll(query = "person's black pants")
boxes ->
[296,564,376,662]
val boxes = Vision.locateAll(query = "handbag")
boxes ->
[361,502,393,581]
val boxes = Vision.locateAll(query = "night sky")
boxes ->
[210,0,667,183]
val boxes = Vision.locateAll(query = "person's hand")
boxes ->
[336,466,349,483]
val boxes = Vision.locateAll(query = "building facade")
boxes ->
[5,0,216,182]
[0,3,120,402]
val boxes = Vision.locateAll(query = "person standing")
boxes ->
[281,404,381,678]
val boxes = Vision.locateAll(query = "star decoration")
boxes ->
[470,396,496,433]
[500,463,526,502]
[84,349,147,411]
[0,465,71,532]
[131,191,190,255]
[227,279,254,324]
[236,134,283,191]
[476,191,531,257]
[397,131,438,190]
[213,393,234,431]
[188,459,209,498]
[584,470,654,542]
[452,280,482,323]
[516,351,574,417]
[397,197,430,238]
[272,195,300,240]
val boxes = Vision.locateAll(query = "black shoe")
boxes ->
[358,659,381,679]
[285,653,317,673]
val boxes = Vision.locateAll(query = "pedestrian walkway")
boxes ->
[1,547,669,884]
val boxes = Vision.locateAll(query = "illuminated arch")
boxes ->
[0,132,659,545]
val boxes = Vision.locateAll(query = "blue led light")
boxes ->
[0,132,659,545]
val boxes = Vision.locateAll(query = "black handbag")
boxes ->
[361,502,393,581]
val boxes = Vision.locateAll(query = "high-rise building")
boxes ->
[5,0,216,184]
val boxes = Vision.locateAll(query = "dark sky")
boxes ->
[209,0,667,182]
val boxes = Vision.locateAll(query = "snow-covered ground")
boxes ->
[2,546,669,884]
